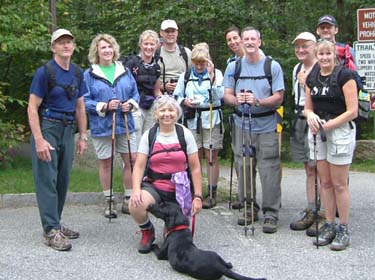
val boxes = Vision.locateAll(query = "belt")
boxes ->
[42,117,75,125]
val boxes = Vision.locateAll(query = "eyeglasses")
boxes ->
[294,43,314,50]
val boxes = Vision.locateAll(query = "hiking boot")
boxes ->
[43,229,72,251]
[138,225,155,254]
[306,210,326,237]
[60,224,79,239]
[263,217,278,234]
[232,200,246,210]
[121,198,130,215]
[104,198,117,219]
[290,208,314,231]
[237,209,259,226]
[330,224,350,251]
[313,222,336,246]
[202,193,217,209]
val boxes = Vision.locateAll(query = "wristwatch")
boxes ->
[255,98,261,107]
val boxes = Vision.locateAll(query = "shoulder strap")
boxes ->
[44,61,56,96]
[71,63,83,89]
[183,68,192,97]
[154,48,161,63]
[175,124,187,157]
[263,55,273,88]
[178,45,189,72]
[330,65,344,88]
[295,63,303,106]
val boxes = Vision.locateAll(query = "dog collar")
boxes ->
[164,225,190,238]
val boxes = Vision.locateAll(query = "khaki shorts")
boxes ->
[308,122,356,165]
[290,117,310,163]
[191,125,224,149]
[92,133,137,160]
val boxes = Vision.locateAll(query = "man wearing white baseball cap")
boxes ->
[289,32,324,237]
[156,19,191,94]
[28,28,88,251]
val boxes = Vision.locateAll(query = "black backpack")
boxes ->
[145,123,194,194]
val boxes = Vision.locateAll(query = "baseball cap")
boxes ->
[292,32,317,43]
[317,15,338,27]
[161,19,178,31]
[51,28,74,45]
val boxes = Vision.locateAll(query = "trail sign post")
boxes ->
[357,8,375,41]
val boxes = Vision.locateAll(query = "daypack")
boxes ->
[232,55,286,122]
[154,44,189,72]
[145,123,194,195]
[44,60,83,98]
[336,44,370,120]
[307,63,368,121]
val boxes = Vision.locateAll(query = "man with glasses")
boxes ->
[289,32,324,237]
[157,19,192,94]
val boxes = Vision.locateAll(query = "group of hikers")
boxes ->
[27,15,359,254]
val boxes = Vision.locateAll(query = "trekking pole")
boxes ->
[228,114,234,209]
[246,90,256,236]
[208,89,214,207]
[314,122,327,248]
[191,214,196,239]
[123,111,133,173]
[241,97,249,236]
[109,109,116,223]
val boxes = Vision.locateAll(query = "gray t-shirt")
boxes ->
[223,56,285,133]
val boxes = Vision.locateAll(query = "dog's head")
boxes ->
[148,201,190,229]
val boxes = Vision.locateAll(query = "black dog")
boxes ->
[148,202,266,280]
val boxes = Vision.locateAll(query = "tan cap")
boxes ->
[292,32,316,43]
[51,29,74,45]
[161,19,178,31]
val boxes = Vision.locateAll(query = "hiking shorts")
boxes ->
[290,117,311,163]
[191,125,224,149]
[308,121,356,165]
[141,181,177,204]
[92,133,137,160]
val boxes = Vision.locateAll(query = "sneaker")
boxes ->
[60,224,79,239]
[43,229,72,251]
[263,217,278,234]
[121,198,130,215]
[237,209,259,226]
[330,224,350,251]
[138,225,155,254]
[104,198,117,219]
[313,222,336,246]
[290,208,314,231]
[202,194,217,209]
[306,210,326,237]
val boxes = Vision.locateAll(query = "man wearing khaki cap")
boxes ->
[27,28,88,251]
[288,32,324,237]
[157,19,191,94]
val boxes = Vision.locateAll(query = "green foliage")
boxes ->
[0,0,373,162]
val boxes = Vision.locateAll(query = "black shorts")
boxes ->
[141,181,178,204]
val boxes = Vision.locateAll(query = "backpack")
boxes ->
[308,63,368,121]
[44,60,83,98]
[155,45,189,94]
[145,123,194,195]
[336,44,370,120]
[233,55,286,120]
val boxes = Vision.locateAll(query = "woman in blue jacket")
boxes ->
[84,34,139,218]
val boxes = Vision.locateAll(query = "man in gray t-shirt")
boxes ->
[223,26,284,234]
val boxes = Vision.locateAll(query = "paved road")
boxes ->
[0,168,374,280]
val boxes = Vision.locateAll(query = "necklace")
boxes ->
[317,73,330,87]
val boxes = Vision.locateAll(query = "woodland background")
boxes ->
[0,0,373,165]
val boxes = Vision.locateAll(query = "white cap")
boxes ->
[51,29,74,45]
[161,19,178,31]
[292,32,316,43]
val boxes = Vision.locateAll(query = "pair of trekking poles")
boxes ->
[108,101,134,223]
[228,90,256,236]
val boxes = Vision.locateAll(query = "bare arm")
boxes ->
[75,96,88,155]
[27,94,55,162]
[323,79,358,131]
[130,153,148,207]
[188,152,203,215]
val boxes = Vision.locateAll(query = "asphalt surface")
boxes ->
[1,168,374,280]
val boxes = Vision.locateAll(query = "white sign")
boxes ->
[354,41,375,90]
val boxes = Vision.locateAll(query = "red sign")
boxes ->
[357,8,375,41]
